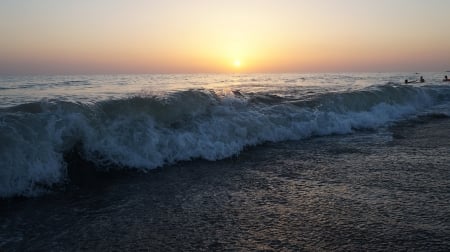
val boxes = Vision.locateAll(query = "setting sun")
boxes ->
[1,1,449,74]
[234,59,241,68]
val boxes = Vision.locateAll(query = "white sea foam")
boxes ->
[1,78,450,197]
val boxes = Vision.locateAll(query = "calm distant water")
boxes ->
[1,72,447,107]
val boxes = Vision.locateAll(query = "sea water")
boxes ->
[2,73,450,250]
[1,73,450,198]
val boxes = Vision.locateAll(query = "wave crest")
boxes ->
[0,84,448,197]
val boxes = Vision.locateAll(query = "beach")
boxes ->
[2,0,450,250]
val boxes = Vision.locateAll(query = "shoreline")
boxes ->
[1,117,450,250]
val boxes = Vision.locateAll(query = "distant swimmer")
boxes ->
[444,75,449,82]
[406,76,424,84]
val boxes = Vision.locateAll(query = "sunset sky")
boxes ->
[1,0,450,74]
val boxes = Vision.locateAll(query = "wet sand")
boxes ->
[1,118,450,251]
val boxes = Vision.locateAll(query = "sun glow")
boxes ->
[1,1,449,74]
[234,59,241,68]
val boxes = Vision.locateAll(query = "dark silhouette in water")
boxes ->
[405,76,425,84]
[444,75,449,82]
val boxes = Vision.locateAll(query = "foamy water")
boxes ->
[1,73,450,197]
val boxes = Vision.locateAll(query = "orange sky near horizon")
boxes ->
[1,0,450,74]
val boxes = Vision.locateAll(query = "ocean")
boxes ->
[1,73,450,250]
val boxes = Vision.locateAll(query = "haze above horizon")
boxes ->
[1,0,450,75]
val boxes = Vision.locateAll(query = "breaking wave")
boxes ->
[1,83,450,197]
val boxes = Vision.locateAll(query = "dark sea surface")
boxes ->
[1,73,450,250]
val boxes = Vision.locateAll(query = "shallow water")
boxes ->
[1,117,450,251]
